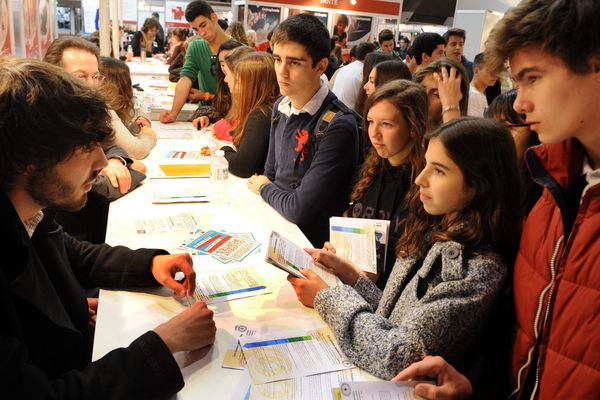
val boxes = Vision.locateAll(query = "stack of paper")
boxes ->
[240,327,353,384]
[150,149,212,178]
[228,326,411,400]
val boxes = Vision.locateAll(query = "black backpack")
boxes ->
[272,98,366,189]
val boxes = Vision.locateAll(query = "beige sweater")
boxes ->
[109,110,156,159]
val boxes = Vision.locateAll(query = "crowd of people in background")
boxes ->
[1,0,599,398]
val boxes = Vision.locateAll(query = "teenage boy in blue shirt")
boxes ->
[247,14,359,247]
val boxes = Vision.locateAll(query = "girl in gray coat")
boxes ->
[288,117,522,383]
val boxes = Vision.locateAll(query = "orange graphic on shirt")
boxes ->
[294,128,309,162]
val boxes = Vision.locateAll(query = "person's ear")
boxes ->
[315,57,328,75]
[211,12,218,24]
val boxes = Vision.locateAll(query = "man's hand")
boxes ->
[100,158,132,194]
[151,253,196,297]
[247,175,272,194]
[160,110,177,124]
[154,301,216,353]
[392,356,473,400]
[287,269,329,308]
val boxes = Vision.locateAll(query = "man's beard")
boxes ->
[26,167,98,212]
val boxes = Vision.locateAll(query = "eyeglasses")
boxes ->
[73,72,104,83]
[210,54,218,77]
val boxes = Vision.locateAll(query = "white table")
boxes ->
[92,136,329,399]
[127,57,170,77]
[132,75,199,122]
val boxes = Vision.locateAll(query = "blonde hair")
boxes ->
[228,52,279,148]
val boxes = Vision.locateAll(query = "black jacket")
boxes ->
[222,107,272,178]
[349,162,412,289]
[0,194,183,399]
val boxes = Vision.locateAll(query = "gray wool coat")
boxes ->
[314,240,506,380]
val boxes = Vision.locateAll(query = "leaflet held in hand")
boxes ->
[329,217,390,275]
[265,231,341,286]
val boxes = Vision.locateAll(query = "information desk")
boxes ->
[92,136,332,398]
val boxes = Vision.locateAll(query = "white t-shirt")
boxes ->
[467,83,488,117]
[331,60,363,109]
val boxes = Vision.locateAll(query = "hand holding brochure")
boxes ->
[329,217,390,275]
[265,231,341,286]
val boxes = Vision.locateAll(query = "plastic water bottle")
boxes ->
[210,150,229,203]
[126,45,133,62]
[139,92,152,119]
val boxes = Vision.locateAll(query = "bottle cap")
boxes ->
[215,149,225,157]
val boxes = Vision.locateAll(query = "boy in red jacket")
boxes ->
[394,1,600,398]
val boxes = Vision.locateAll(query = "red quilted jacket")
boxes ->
[511,139,600,399]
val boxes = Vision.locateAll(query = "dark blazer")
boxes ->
[0,194,183,399]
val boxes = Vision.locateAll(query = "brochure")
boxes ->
[240,326,353,384]
[329,217,390,275]
[265,231,340,286]
[188,267,270,305]
[338,380,428,400]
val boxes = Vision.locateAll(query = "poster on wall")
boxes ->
[38,0,54,55]
[166,1,190,27]
[22,0,40,58]
[0,0,14,56]
[332,13,373,49]
[247,5,280,51]
[288,9,328,27]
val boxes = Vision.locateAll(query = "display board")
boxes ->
[166,1,189,27]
